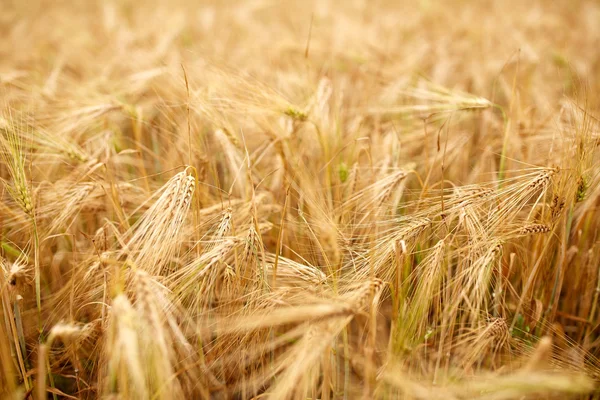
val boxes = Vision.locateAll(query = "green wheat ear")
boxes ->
[576,176,587,202]
[283,107,308,121]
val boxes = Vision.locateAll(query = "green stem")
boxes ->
[496,105,509,185]
[32,215,41,332]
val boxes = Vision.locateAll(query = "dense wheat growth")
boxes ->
[1,0,600,399]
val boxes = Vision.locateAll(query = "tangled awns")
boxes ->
[1,0,600,399]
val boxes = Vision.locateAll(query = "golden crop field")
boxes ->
[1,0,600,398]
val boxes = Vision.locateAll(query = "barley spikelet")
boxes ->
[171,237,237,310]
[486,317,509,341]
[349,278,385,312]
[453,185,495,201]
[262,253,327,287]
[401,239,446,346]
[125,168,195,275]
[43,182,96,234]
[458,240,503,320]
[104,294,149,399]
[402,217,432,236]
[377,170,408,208]
[239,225,262,290]
[551,194,566,220]
[0,124,33,217]
[457,317,510,371]
[211,207,233,244]
[359,217,431,281]
[519,224,551,235]
[527,167,559,191]
[130,270,190,397]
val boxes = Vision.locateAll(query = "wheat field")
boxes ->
[1,0,600,399]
